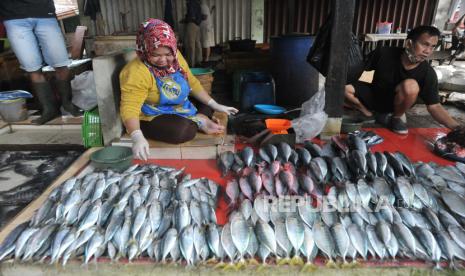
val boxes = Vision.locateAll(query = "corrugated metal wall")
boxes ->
[98,0,251,44]
[265,0,439,42]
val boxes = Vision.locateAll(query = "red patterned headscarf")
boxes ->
[136,19,186,78]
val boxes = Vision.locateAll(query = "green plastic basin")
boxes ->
[90,146,133,172]
[190,68,214,75]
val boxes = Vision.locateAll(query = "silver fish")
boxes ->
[221,222,237,262]
[255,219,277,254]
[331,223,350,262]
[366,224,386,259]
[393,222,416,255]
[441,190,465,218]
[180,225,195,265]
[230,217,250,260]
[162,228,178,261]
[313,222,335,260]
[347,223,368,260]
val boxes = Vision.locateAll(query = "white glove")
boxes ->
[130,130,150,161]
[207,99,238,115]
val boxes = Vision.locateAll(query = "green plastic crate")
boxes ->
[82,107,103,148]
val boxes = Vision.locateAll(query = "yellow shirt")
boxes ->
[119,52,204,122]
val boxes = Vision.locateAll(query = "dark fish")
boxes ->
[296,148,312,166]
[375,152,387,176]
[304,141,322,157]
[241,147,254,167]
[258,148,271,164]
[278,142,292,163]
[331,136,349,157]
[384,152,404,176]
[265,144,278,161]
[366,152,377,176]
[14,163,36,178]
[289,150,299,166]
[394,151,416,178]
[348,135,367,154]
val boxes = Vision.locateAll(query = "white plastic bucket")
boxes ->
[0,98,28,122]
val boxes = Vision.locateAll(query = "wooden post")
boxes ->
[321,0,356,139]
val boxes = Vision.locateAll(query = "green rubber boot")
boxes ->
[55,79,82,116]
[31,82,60,125]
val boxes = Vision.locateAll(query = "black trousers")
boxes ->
[140,99,213,144]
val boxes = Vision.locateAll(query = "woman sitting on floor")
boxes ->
[120,19,238,160]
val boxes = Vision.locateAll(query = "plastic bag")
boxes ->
[291,88,328,143]
[307,13,364,84]
[71,70,97,111]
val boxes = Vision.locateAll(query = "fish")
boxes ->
[278,142,292,163]
[258,148,272,164]
[285,216,305,256]
[241,147,254,167]
[375,152,387,176]
[265,144,278,162]
[221,222,237,262]
[441,190,465,218]
[218,151,235,176]
[347,223,368,260]
[296,148,312,166]
[304,141,322,157]
[331,223,350,262]
[255,220,277,254]
[313,222,335,260]
[180,225,195,265]
[230,217,250,260]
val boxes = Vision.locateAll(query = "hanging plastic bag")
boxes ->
[71,71,98,111]
[291,88,328,143]
[307,13,364,84]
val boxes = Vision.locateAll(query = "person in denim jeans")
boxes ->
[0,0,80,124]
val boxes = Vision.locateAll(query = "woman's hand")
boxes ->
[130,130,150,161]
[207,99,238,115]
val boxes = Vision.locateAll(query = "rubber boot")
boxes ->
[31,82,60,125]
[55,79,82,117]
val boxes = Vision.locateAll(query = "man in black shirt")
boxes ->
[184,0,204,67]
[345,25,459,135]
[0,0,80,124]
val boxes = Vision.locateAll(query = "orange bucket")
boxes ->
[265,119,292,134]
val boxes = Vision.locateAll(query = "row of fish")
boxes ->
[218,138,465,269]
[218,193,465,270]
[0,164,222,266]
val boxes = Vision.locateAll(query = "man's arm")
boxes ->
[426,103,460,129]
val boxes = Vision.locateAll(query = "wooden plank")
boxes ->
[181,146,217,159]
[0,148,99,245]
[70,26,88,60]
[324,0,356,117]
[322,0,356,139]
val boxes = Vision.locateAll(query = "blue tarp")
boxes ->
[0,90,33,101]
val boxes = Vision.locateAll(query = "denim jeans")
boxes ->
[4,17,70,72]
